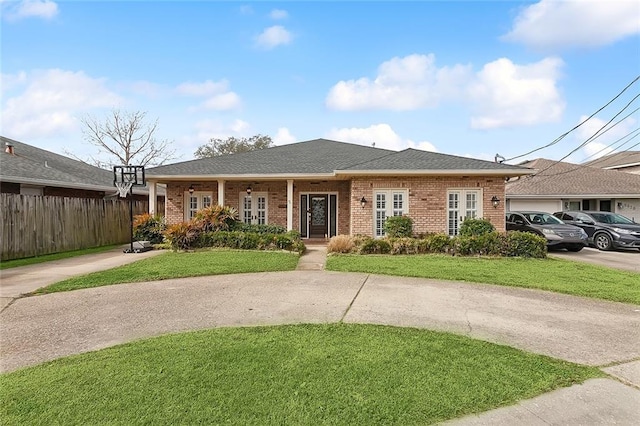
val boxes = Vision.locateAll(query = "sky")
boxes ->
[1,0,639,167]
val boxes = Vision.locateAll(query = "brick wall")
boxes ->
[350,176,506,235]
[164,176,506,236]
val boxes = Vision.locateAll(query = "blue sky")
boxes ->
[2,0,639,167]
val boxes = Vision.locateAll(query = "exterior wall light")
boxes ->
[188,185,195,194]
[491,196,500,208]
[360,196,367,208]
[246,186,252,195]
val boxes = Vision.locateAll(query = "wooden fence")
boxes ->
[1,194,148,261]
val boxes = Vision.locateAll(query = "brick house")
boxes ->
[146,139,531,238]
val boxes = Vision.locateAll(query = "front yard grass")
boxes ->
[0,324,601,425]
[0,245,119,270]
[326,254,640,305]
[34,249,300,294]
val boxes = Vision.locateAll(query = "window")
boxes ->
[374,190,408,237]
[447,189,482,236]
[242,192,268,225]
[184,192,212,220]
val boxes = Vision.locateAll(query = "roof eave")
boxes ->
[335,168,533,177]
[0,175,149,195]
[506,194,640,199]
[146,173,338,181]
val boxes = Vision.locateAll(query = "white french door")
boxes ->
[242,192,268,225]
[374,190,408,237]
[184,192,213,220]
[447,189,481,236]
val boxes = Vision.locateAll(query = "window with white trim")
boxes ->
[184,191,213,220]
[374,189,408,237]
[241,192,268,225]
[447,189,482,236]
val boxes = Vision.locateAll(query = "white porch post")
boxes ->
[287,179,294,231]
[217,179,225,206]
[148,181,157,215]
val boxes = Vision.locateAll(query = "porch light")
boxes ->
[246,186,252,195]
[188,185,195,194]
[360,196,367,208]
[491,196,500,208]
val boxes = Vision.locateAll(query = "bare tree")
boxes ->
[72,109,178,168]
[194,134,273,158]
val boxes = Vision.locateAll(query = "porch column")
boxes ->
[148,181,157,215]
[287,179,294,231]
[217,179,225,206]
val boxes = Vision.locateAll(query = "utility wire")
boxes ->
[505,74,640,162]
[580,127,640,164]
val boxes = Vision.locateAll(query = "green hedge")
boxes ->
[329,231,546,258]
[383,216,413,238]
[197,231,305,254]
[231,223,287,234]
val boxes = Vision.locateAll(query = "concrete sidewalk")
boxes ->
[1,248,639,425]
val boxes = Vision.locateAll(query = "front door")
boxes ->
[309,195,328,238]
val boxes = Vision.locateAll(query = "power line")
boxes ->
[580,127,640,164]
[505,74,640,162]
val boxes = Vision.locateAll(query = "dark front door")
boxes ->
[309,195,328,238]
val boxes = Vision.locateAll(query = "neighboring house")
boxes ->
[582,151,640,175]
[145,139,531,238]
[0,136,160,203]
[506,158,640,221]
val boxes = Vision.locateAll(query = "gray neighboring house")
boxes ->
[583,151,640,175]
[0,136,155,201]
[506,158,640,221]
[146,138,532,238]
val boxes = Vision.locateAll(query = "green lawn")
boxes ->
[0,245,120,270]
[35,250,300,294]
[0,324,600,425]
[326,254,640,305]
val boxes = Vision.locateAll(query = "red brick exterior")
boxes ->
[163,176,506,236]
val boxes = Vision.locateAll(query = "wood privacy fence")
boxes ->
[1,194,148,261]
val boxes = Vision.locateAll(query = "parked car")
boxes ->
[506,211,588,252]
[553,211,640,251]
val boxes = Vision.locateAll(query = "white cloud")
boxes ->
[576,114,638,161]
[230,119,250,134]
[326,123,437,152]
[176,79,241,111]
[503,0,640,49]
[3,0,59,21]
[1,71,27,92]
[269,9,288,20]
[326,53,565,129]
[273,127,296,145]
[467,57,565,129]
[1,69,121,139]
[255,25,293,49]
[201,92,241,110]
[326,54,471,111]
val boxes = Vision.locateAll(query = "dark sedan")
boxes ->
[553,211,640,251]
[506,211,588,252]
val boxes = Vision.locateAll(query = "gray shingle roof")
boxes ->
[582,151,640,169]
[340,148,528,172]
[147,139,529,177]
[506,158,640,196]
[1,136,116,189]
[147,139,394,176]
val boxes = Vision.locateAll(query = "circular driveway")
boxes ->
[549,247,640,272]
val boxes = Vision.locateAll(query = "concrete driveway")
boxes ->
[549,247,640,272]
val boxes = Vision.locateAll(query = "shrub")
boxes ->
[327,235,355,254]
[359,238,392,254]
[165,223,198,251]
[192,205,239,233]
[452,232,502,256]
[232,223,287,234]
[502,231,547,258]
[133,213,166,244]
[459,218,495,237]
[422,233,451,253]
[384,216,413,238]
[197,230,306,254]
[389,237,419,255]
